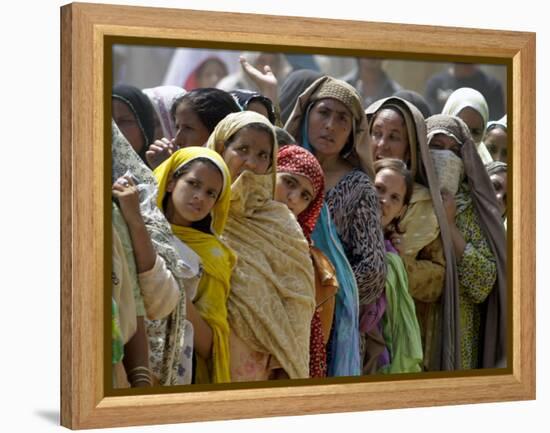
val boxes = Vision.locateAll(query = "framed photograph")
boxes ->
[60,2,535,429]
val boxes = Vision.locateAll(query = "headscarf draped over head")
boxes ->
[284,76,371,175]
[279,69,323,125]
[365,97,425,180]
[442,87,489,129]
[276,145,325,242]
[486,115,507,133]
[441,87,494,163]
[142,85,186,140]
[230,89,276,125]
[112,121,197,385]
[427,114,507,368]
[206,110,278,191]
[153,146,236,384]
[154,147,232,237]
[366,97,463,371]
[112,84,156,158]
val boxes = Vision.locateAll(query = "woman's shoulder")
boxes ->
[335,168,374,189]
[330,169,376,200]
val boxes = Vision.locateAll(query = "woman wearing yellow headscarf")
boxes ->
[154,146,236,384]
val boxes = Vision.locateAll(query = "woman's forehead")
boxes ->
[313,98,352,116]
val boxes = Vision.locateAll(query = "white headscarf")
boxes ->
[442,87,493,163]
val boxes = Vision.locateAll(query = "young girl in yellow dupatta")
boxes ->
[154,147,236,384]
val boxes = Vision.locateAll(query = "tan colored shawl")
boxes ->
[223,172,316,379]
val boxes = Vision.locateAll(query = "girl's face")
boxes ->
[307,99,353,158]
[274,172,315,217]
[173,101,211,148]
[485,128,508,163]
[369,108,410,163]
[222,127,273,180]
[165,161,223,227]
[112,99,145,154]
[490,170,507,217]
[457,107,484,144]
[374,168,407,229]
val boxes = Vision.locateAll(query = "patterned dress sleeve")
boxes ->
[456,203,497,304]
[326,170,387,305]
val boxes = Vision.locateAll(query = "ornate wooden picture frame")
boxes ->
[60,2,535,429]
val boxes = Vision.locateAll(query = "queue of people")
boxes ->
[110,53,508,388]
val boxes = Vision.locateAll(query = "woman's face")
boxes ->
[274,172,315,217]
[374,168,407,229]
[112,99,145,154]
[490,170,507,217]
[165,161,223,227]
[457,107,484,144]
[369,108,410,163]
[307,98,353,158]
[173,101,211,148]
[485,128,508,163]
[222,127,273,180]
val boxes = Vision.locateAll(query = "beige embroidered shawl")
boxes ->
[223,172,316,379]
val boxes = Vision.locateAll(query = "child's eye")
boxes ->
[259,152,269,161]
[285,177,296,187]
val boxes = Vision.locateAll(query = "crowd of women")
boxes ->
[110,53,508,388]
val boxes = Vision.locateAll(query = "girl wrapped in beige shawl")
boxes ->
[207,111,316,380]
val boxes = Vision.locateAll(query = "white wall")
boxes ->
[1,0,545,432]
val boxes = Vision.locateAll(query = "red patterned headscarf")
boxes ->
[276,145,325,242]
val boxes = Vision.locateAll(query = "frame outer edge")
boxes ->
[60,2,74,430]
[517,32,536,398]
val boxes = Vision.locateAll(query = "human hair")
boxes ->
[374,158,413,235]
[274,127,296,147]
[165,157,224,234]
[171,88,241,133]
